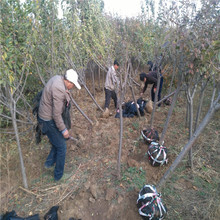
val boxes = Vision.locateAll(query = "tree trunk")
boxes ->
[91,69,95,98]
[168,58,176,95]
[103,71,105,94]
[150,74,160,128]
[185,101,189,129]
[117,75,124,179]
[51,6,54,76]
[9,92,28,188]
[188,97,193,168]
[129,79,141,119]
[194,80,208,131]
[117,63,130,178]
[159,73,183,145]
[149,56,163,128]
[117,101,123,178]
[98,66,101,89]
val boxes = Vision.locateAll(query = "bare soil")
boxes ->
[1,80,220,220]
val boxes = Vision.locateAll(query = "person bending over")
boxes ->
[140,65,163,106]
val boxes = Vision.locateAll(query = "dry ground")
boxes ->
[1,79,219,220]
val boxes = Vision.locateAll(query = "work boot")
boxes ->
[102,108,110,118]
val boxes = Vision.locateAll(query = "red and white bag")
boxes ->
[141,128,159,144]
[147,142,168,166]
[137,184,167,220]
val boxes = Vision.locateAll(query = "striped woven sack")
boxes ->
[137,184,167,220]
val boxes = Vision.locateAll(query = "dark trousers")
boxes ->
[104,88,117,109]
[38,117,66,181]
[151,76,163,106]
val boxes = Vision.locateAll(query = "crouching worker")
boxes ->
[103,60,120,117]
[38,69,81,181]
[140,64,163,106]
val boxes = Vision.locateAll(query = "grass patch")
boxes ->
[194,176,218,196]
[120,166,146,191]
[132,121,139,130]
[162,183,179,199]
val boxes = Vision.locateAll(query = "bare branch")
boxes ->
[69,95,93,126]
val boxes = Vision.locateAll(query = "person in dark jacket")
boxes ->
[38,69,81,181]
[140,63,163,106]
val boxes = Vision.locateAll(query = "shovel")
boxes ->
[66,136,81,148]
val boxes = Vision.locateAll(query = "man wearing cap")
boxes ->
[38,69,81,181]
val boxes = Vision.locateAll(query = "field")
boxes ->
[1,77,220,220]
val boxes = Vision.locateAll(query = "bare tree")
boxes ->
[157,86,220,191]
[159,70,183,145]
[6,85,28,188]
[117,61,130,178]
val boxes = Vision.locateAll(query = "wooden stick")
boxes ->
[19,186,41,197]
[70,95,93,125]
[55,164,82,205]
[156,90,176,105]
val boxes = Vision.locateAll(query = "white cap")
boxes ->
[65,69,81,90]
